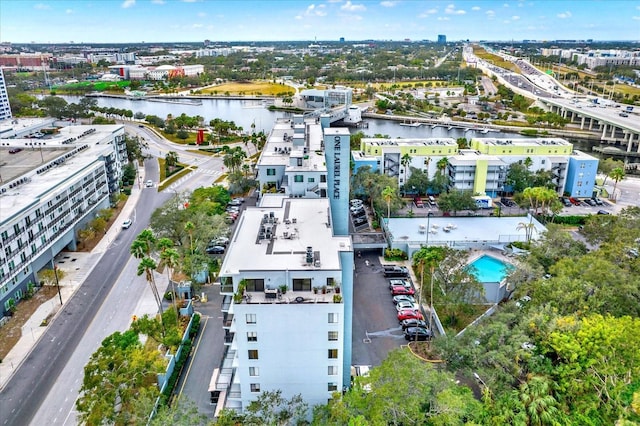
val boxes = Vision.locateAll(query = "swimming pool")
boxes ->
[468,255,512,283]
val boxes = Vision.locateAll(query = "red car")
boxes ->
[397,309,424,322]
[391,285,415,296]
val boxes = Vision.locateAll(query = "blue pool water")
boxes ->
[468,255,512,283]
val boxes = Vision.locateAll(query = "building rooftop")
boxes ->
[257,118,326,171]
[385,216,545,247]
[472,137,572,147]
[0,124,123,223]
[362,137,457,147]
[220,196,352,276]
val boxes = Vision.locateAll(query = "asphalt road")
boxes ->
[351,251,407,368]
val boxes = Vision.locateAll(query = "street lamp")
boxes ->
[425,212,433,247]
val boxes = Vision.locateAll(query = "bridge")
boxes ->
[538,97,640,153]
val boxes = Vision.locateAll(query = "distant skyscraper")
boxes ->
[437,34,446,44]
[0,68,12,121]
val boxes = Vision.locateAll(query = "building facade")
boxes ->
[0,68,12,121]
[212,116,354,416]
[352,136,597,198]
[0,124,127,314]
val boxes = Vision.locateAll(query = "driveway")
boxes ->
[351,252,408,368]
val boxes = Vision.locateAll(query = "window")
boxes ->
[249,367,259,377]
[328,383,338,391]
[320,175,327,183]
[328,313,339,323]
[244,279,265,292]
[247,332,257,342]
[250,383,260,392]
[308,177,315,183]
[292,278,312,291]
[246,314,256,324]
[328,349,338,359]
[248,350,259,359]
[328,331,338,341]
[294,175,304,183]
[580,163,586,169]
[267,168,276,176]
[328,366,338,375]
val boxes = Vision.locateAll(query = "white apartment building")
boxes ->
[0,68,12,121]
[212,115,354,416]
[0,124,127,314]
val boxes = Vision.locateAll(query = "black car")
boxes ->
[206,245,225,254]
[404,327,432,341]
[400,318,428,330]
[351,208,365,217]
[8,148,22,154]
[561,197,572,207]
[353,217,368,226]
[592,197,603,206]
[597,210,610,215]
[585,199,597,206]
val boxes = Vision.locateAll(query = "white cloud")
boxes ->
[445,4,466,15]
[305,4,327,17]
[437,16,450,21]
[34,3,51,9]
[512,15,520,20]
[192,23,203,28]
[198,12,206,17]
[65,8,73,14]
[471,6,481,11]
[557,11,572,19]
[418,8,438,18]
[633,16,640,20]
[151,0,165,3]
[503,3,509,7]
[380,1,397,7]
[182,0,199,3]
[121,0,135,8]
[486,9,495,17]
[341,1,366,12]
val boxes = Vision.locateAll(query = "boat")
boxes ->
[146,97,203,106]
[399,121,421,127]
[481,128,490,134]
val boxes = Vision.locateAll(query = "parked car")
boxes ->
[206,245,225,254]
[122,219,133,229]
[396,300,418,311]
[145,180,153,188]
[352,208,366,218]
[353,217,368,226]
[212,237,230,247]
[597,210,610,215]
[350,199,364,208]
[391,285,415,296]
[414,197,424,208]
[592,197,603,206]
[388,279,412,290]
[383,265,410,277]
[9,148,22,154]
[228,199,243,206]
[400,318,428,330]
[561,197,572,207]
[397,309,423,322]
[585,199,597,206]
[569,197,581,206]
[404,327,432,341]
[393,295,416,305]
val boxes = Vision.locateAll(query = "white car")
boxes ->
[396,300,418,311]
[145,180,153,188]
[122,219,133,229]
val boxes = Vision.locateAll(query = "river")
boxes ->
[60,95,598,153]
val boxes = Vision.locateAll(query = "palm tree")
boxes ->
[518,376,560,426]
[516,221,536,243]
[382,186,396,218]
[523,156,533,171]
[436,157,449,176]
[608,167,625,200]
[157,238,180,317]
[184,221,195,254]
[135,257,163,316]
[400,153,412,182]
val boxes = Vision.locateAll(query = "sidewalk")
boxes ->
[0,167,147,390]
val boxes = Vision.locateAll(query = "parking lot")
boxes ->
[351,252,425,367]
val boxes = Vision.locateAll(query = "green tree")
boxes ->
[244,390,308,426]
[437,189,478,216]
[165,151,179,168]
[381,185,396,218]
[400,152,412,182]
[598,158,624,186]
[609,167,625,199]
[76,330,165,425]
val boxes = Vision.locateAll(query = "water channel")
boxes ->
[60,95,599,153]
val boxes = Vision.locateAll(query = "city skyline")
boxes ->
[1,0,639,44]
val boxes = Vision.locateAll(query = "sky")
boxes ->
[1,0,639,44]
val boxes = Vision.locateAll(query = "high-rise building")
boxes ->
[211,116,354,416]
[437,34,447,44]
[0,68,12,121]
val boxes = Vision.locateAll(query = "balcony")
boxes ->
[222,313,234,328]
[221,295,232,312]
[237,288,342,305]
[223,332,235,345]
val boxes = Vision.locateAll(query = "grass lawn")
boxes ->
[472,46,520,73]
[201,81,293,96]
